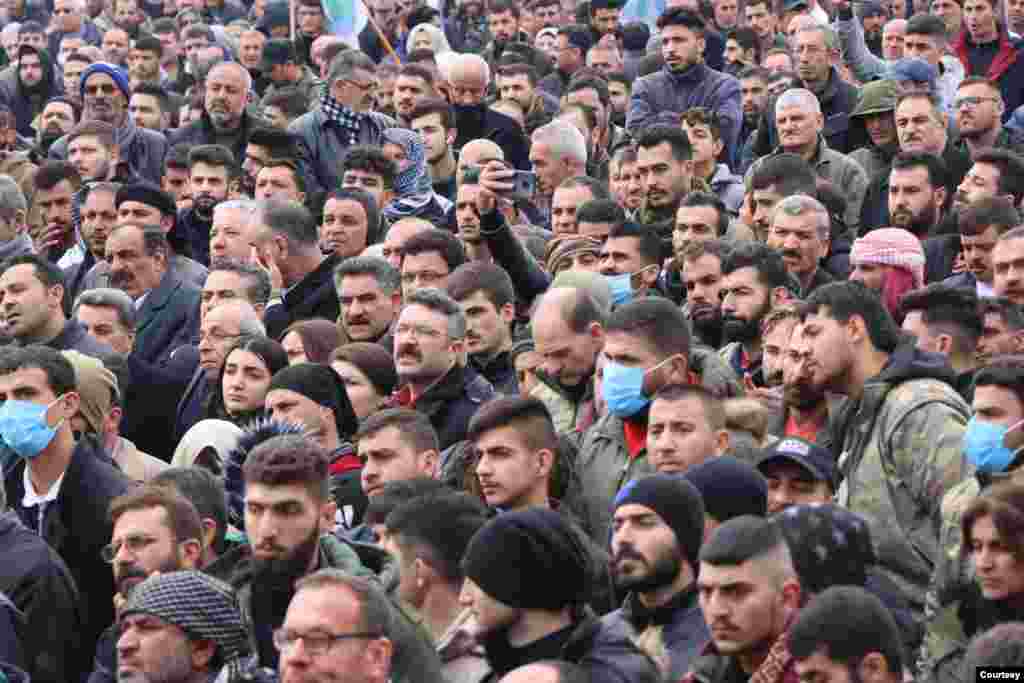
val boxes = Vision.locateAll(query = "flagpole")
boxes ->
[291,0,297,41]
[357,0,402,63]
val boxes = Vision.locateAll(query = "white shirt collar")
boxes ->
[22,465,65,508]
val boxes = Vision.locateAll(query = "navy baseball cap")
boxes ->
[757,437,838,489]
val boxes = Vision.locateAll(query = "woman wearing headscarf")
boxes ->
[0,45,59,137]
[406,23,452,56]
[380,127,453,226]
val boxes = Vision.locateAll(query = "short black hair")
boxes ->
[973,148,1024,205]
[565,76,611,111]
[979,297,1024,331]
[262,87,309,120]
[800,281,904,353]
[0,253,66,289]
[188,144,238,175]
[679,191,729,236]
[490,0,521,16]
[385,492,488,584]
[131,83,170,116]
[151,467,229,555]
[726,26,762,63]
[750,153,816,195]
[557,24,593,54]
[699,515,785,566]
[635,124,693,162]
[363,478,450,526]
[657,7,706,33]
[605,296,691,357]
[401,229,466,272]
[409,98,456,131]
[355,407,439,454]
[498,63,539,86]
[446,261,515,309]
[899,284,982,355]
[905,12,948,39]
[248,127,300,157]
[606,222,664,266]
[721,241,791,291]
[467,396,558,453]
[133,33,163,57]
[576,198,626,227]
[788,586,905,675]
[560,175,611,201]
[0,345,77,397]
[891,151,949,190]
[959,196,1021,237]
[342,145,398,190]
[974,356,1024,404]
[34,161,81,193]
[738,65,771,82]
[165,142,193,172]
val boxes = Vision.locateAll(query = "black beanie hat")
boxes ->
[684,456,768,523]
[614,474,705,570]
[462,508,589,610]
[268,363,359,440]
[115,182,177,218]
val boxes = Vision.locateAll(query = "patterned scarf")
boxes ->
[320,93,366,146]
[381,127,452,222]
[749,626,794,683]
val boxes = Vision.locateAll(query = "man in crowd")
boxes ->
[900,283,982,399]
[73,287,136,354]
[646,384,729,475]
[993,226,1024,307]
[260,39,319,109]
[410,100,459,201]
[634,125,696,233]
[448,54,530,170]
[168,61,256,163]
[129,84,171,132]
[496,65,558,137]
[530,120,588,218]
[334,257,400,349]
[356,409,439,499]
[976,298,1024,364]
[681,240,728,348]
[766,194,834,297]
[399,229,465,300]
[447,262,518,394]
[757,437,837,514]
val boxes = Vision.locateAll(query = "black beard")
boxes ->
[613,544,684,594]
[784,381,825,410]
[251,523,321,587]
[691,311,723,347]
[722,314,762,344]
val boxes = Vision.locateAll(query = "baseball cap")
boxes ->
[757,437,839,489]
[887,57,938,87]
[260,38,297,72]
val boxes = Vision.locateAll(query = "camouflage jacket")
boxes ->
[830,346,969,634]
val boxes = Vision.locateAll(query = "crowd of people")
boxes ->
[0,0,1022,681]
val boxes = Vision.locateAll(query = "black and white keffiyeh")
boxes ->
[320,93,367,146]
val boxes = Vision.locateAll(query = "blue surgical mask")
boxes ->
[0,398,65,460]
[963,417,1023,474]
[602,356,676,419]
[604,265,658,307]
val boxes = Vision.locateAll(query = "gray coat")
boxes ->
[49,120,168,186]
[132,268,202,367]
[288,107,396,194]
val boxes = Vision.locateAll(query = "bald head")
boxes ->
[457,139,505,179]
[499,662,587,683]
[532,286,607,388]
[198,299,266,378]
[382,217,434,269]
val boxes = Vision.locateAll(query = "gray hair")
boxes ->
[238,312,266,337]
[772,194,830,239]
[334,256,401,295]
[1,24,21,42]
[294,569,393,639]
[255,199,318,249]
[74,287,137,330]
[796,24,839,51]
[213,199,257,220]
[0,175,26,213]
[404,288,466,339]
[208,60,253,97]
[208,258,272,307]
[327,49,376,85]
[445,52,490,86]
[532,120,588,166]
[775,88,822,116]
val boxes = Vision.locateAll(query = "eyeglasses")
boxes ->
[273,629,382,656]
[102,534,157,563]
[395,322,445,341]
[342,78,375,92]
[954,96,999,110]
[199,330,241,344]
[84,83,120,97]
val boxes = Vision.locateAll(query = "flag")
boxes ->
[322,0,369,44]
[619,0,665,28]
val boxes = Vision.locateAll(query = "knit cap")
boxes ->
[614,474,705,570]
[850,227,925,288]
[462,508,589,610]
[80,63,131,101]
[115,183,177,218]
[545,236,603,274]
[268,363,358,440]
[775,503,876,595]
[683,456,768,523]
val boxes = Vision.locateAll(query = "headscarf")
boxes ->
[381,127,452,222]
[406,23,452,55]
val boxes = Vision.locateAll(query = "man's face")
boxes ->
[18,53,42,87]
[745,0,777,38]
[863,111,898,148]
[40,102,75,138]
[698,559,793,657]
[715,0,739,27]
[0,264,60,341]
[106,226,165,299]
[245,481,325,574]
[587,47,620,75]
[81,188,118,259]
[762,460,832,514]
[793,310,858,396]
[647,395,722,474]
[475,425,546,509]
[58,37,85,66]
[459,578,521,638]
[611,503,685,596]
[682,121,722,166]
[110,506,190,598]
[114,0,144,29]
[265,389,336,445]
[455,183,482,243]
[956,162,1002,210]
[496,74,534,111]
[116,614,197,683]
[902,309,945,354]
[320,198,368,260]
[359,425,434,497]
[608,81,629,117]
[961,225,999,285]
[762,318,797,386]
[720,266,772,344]
[19,32,45,52]
[888,165,943,234]
[862,12,886,39]
[600,236,654,282]
[35,179,75,244]
[993,238,1024,306]
[128,49,161,84]
[882,20,906,59]
[556,34,583,74]
[902,31,941,65]
[102,30,131,66]
[200,271,253,322]
[297,4,326,36]
[973,383,1024,432]
[190,161,231,216]
[636,142,691,210]
[895,98,946,154]
[205,66,248,130]
[342,170,388,213]
[970,514,1024,603]
[393,75,430,119]
[963,0,998,39]
[448,67,487,107]
[255,166,304,203]
[532,304,601,387]
[955,83,1002,139]
[184,35,210,63]
[611,159,644,211]
[674,205,721,257]
[339,274,398,343]
[751,185,784,239]
[400,251,450,300]
[776,104,822,154]
[411,112,452,164]
[977,311,1022,364]
[53,0,81,31]
[83,73,128,125]
[394,303,456,385]
[458,290,511,359]
[238,31,266,69]
[530,141,576,199]
[789,323,828,411]
[591,7,620,34]
[766,210,828,281]
[381,220,428,270]
[1008,0,1024,34]
[662,24,705,72]
[68,134,114,182]
[163,166,191,208]
[209,208,254,263]
[154,30,180,62]
[129,93,164,130]
[550,184,595,236]
[489,9,519,42]
[740,77,769,123]
[684,254,724,327]
[724,39,750,66]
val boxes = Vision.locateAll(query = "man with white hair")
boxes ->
[766,194,834,295]
[448,53,531,170]
[529,120,588,215]
[754,88,868,232]
[0,25,21,64]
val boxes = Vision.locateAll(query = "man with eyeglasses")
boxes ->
[952,77,1024,160]
[393,288,495,450]
[289,50,396,195]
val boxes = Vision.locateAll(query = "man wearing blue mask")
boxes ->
[0,346,131,666]
[576,297,741,542]
[598,222,664,306]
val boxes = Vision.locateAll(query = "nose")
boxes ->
[116,628,139,657]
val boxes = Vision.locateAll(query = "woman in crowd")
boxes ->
[329,342,398,421]
[280,319,344,365]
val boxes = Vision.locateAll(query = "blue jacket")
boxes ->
[627,64,742,167]
[133,269,202,367]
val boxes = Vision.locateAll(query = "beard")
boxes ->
[251,523,321,585]
[691,308,723,346]
[783,379,825,409]
[890,202,937,237]
[722,309,766,344]
[613,543,684,594]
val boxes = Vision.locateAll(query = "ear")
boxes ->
[296,191,306,204]
[935,332,954,356]
[56,391,80,423]
[712,137,724,159]
[588,321,605,344]
[858,652,892,683]
[500,302,515,324]
[446,128,457,146]
[780,577,802,612]
[319,498,338,532]
[364,637,394,681]
[180,538,203,568]
[105,405,123,435]
[815,111,825,130]
[640,265,659,288]
[1012,330,1024,352]
[450,336,464,356]
[160,214,175,235]
[13,209,26,234]
[48,282,66,308]
[714,428,730,455]
[933,185,947,208]
[770,286,791,306]
[389,290,403,309]
[667,352,691,384]
[190,638,217,670]
[201,518,218,553]
[419,449,439,478]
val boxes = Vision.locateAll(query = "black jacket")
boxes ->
[453,105,532,171]
[0,511,85,683]
[15,318,113,359]
[167,109,261,169]
[4,440,132,660]
[471,350,518,396]
[397,364,495,450]
[133,268,202,367]
[122,346,199,462]
[264,253,342,340]
[176,207,213,267]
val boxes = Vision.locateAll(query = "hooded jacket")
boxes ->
[847,79,901,184]
[0,47,58,138]
[828,344,969,632]
[49,118,169,185]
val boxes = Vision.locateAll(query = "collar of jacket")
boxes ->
[663,62,709,85]
[408,362,470,411]
[800,67,841,107]
[622,583,699,629]
[693,614,797,683]
[471,348,512,376]
[953,25,1020,81]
